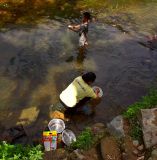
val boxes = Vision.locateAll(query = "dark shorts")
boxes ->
[51,97,91,115]
[50,100,67,113]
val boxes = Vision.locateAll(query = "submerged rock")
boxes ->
[1,125,31,145]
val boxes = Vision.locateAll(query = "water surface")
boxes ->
[0,1,157,135]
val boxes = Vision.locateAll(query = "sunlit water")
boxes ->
[0,2,157,135]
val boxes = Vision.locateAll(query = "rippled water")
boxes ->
[0,2,157,134]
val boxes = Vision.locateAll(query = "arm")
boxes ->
[68,24,81,32]
[90,96,102,106]
[88,87,102,106]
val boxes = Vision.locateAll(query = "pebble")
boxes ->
[137,156,144,160]
[133,140,139,147]
[74,149,85,160]
[132,149,139,155]
[137,145,144,151]
[122,152,128,160]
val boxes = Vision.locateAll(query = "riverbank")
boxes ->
[0,0,155,28]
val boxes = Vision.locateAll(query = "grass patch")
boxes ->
[70,127,94,150]
[130,120,143,141]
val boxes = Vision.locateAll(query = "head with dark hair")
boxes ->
[82,72,96,84]
[83,12,91,21]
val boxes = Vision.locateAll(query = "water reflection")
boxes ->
[76,47,87,64]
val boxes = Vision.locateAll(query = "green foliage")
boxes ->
[130,121,143,141]
[70,128,94,150]
[0,142,43,160]
[123,89,157,119]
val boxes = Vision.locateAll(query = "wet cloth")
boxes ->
[60,76,97,108]
[79,33,87,46]
[79,23,88,46]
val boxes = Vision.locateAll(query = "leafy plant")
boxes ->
[0,141,43,160]
[70,128,94,150]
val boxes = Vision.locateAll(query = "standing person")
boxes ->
[68,12,91,47]
[50,72,101,120]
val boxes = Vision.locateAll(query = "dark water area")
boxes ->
[0,1,157,136]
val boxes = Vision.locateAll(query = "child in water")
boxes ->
[68,12,91,47]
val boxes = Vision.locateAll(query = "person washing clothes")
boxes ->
[50,72,102,120]
[68,12,91,47]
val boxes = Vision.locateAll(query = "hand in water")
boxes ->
[82,106,92,115]
[95,88,100,96]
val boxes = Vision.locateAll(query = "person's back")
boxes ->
[60,75,97,107]
[51,72,101,120]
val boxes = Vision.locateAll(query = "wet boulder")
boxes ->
[141,108,157,148]
[107,115,125,138]
[1,125,31,145]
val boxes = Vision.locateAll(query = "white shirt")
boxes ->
[60,76,97,107]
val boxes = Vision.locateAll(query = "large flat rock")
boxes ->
[101,136,121,160]
[141,108,157,148]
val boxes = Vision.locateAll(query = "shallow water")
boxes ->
[0,2,157,135]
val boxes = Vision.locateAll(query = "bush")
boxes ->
[0,141,43,160]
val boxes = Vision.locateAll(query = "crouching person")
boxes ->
[50,72,101,120]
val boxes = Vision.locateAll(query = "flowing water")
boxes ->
[0,1,157,136]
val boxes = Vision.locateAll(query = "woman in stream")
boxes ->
[50,72,101,120]
[68,12,91,48]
